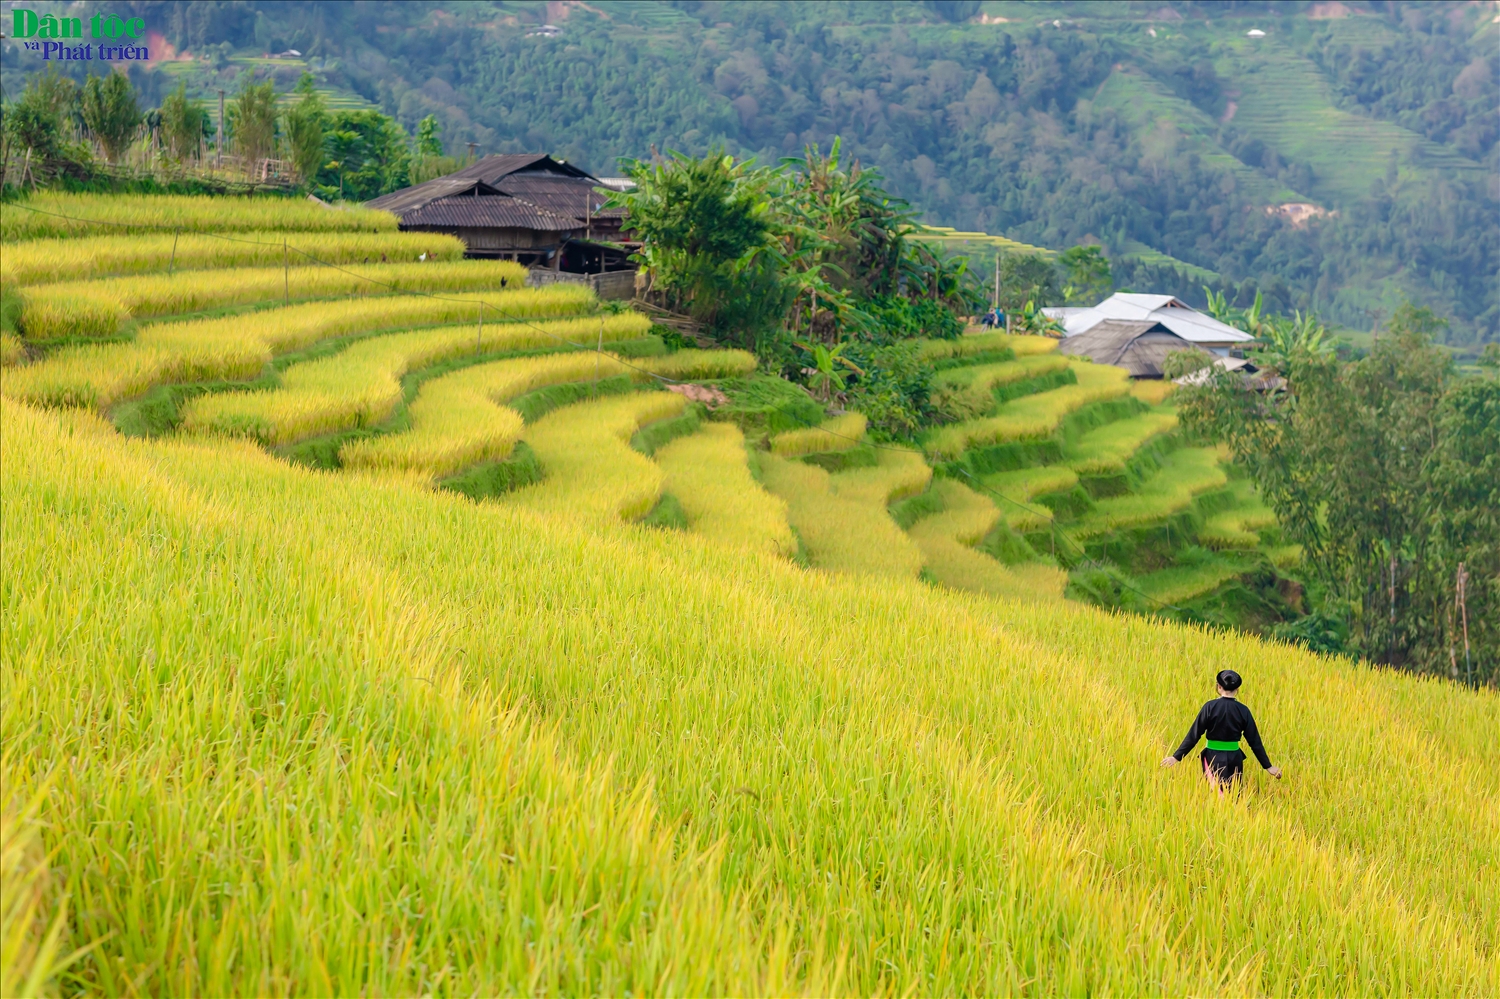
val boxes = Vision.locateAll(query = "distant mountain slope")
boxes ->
[5,0,1492,344]
[1213,35,1487,206]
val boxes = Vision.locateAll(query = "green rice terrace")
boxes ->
[0,206,1302,635]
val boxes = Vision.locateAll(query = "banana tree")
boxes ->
[794,340,865,402]
[1013,299,1065,337]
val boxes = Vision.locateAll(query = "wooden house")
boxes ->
[366,155,633,274]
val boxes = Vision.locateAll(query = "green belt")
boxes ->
[1205,739,1240,752]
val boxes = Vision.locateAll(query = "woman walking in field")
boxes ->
[1161,670,1282,791]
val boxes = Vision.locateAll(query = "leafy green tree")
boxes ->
[283,73,326,184]
[4,69,75,162]
[416,115,443,157]
[313,110,411,201]
[1177,303,1495,681]
[1161,348,1213,381]
[158,81,208,163]
[611,150,788,347]
[1059,245,1112,306]
[229,79,278,169]
[409,115,462,184]
[997,255,1060,315]
[80,71,141,164]
[843,339,935,440]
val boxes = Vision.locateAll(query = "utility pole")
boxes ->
[466,141,478,163]
[216,89,225,168]
[993,253,1000,310]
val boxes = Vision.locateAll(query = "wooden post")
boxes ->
[170,230,179,275]
[217,90,225,168]
[283,237,289,302]
[1389,552,1396,625]
[477,302,483,354]
[1457,562,1472,685]
[993,253,1000,310]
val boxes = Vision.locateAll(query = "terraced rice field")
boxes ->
[1091,67,1302,206]
[3,287,596,408]
[18,259,528,340]
[510,391,689,522]
[1200,478,1280,551]
[1215,44,1486,205]
[1066,409,1179,475]
[0,231,467,285]
[908,478,1068,601]
[0,191,396,239]
[1073,446,1231,538]
[769,412,868,456]
[926,361,1131,459]
[8,197,1483,996]
[656,422,797,556]
[180,314,655,445]
[6,371,1496,997]
[760,448,929,578]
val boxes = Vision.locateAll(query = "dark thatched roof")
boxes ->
[365,178,503,215]
[1056,319,1199,378]
[398,196,584,232]
[366,154,619,222]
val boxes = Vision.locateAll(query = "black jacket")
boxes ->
[1173,697,1273,769]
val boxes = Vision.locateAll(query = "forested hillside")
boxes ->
[5,0,1494,346]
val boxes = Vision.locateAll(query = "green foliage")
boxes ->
[158,82,208,164]
[1272,614,1347,657]
[315,110,411,202]
[1177,301,1496,681]
[5,67,76,161]
[80,72,141,165]
[229,79,278,166]
[794,341,860,402]
[843,339,934,441]
[415,114,443,157]
[712,375,826,440]
[865,295,963,342]
[997,255,1060,315]
[409,115,456,184]
[776,139,916,308]
[1418,377,1499,684]
[1059,246,1112,306]
[437,441,543,500]
[616,142,971,381]
[613,150,787,347]
[1011,300,1064,337]
[410,155,465,185]
[283,73,326,184]
[640,491,689,530]
[1161,349,1212,381]
[631,405,705,456]
[920,0,981,22]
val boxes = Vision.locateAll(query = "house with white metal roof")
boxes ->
[1044,293,1252,355]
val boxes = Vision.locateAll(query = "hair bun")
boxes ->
[1216,669,1243,691]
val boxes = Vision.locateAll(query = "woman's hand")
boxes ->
[1160,756,1178,768]
[1267,766,1282,779]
